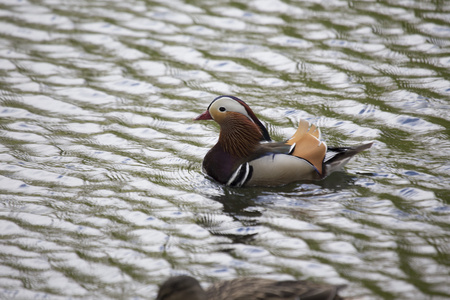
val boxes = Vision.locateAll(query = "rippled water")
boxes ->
[0,0,449,299]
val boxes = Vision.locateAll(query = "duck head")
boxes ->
[156,276,206,300]
[195,95,271,142]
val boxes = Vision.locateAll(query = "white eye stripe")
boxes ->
[210,97,252,121]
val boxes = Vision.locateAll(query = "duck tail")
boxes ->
[323,142,373,176]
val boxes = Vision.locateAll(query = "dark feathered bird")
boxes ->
[194,95,372,187]
[156,275,346,300]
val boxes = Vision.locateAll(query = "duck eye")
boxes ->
[219,107,226,112]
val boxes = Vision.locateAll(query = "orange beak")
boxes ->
[194,110,213,120]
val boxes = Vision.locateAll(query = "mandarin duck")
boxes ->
[156,275,346,300]
[195,95,372,187]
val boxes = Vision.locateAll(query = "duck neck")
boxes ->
[218,113,263,158]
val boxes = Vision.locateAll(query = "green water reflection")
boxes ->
[0,0,449,299]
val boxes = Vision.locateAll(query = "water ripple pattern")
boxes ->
[0,0,449,299]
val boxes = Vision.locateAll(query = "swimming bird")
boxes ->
[156,275,346,300]
[195,95,372,187]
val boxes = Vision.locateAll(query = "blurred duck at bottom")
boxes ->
[156,275,346,300]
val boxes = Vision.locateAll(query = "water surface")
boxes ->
[0,0,449,299]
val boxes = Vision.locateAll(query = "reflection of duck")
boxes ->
[156,275,346,300]
[195,95,372,187]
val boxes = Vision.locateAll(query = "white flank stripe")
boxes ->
[226,164,243,186]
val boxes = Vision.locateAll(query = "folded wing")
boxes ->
[286,119,327,174]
